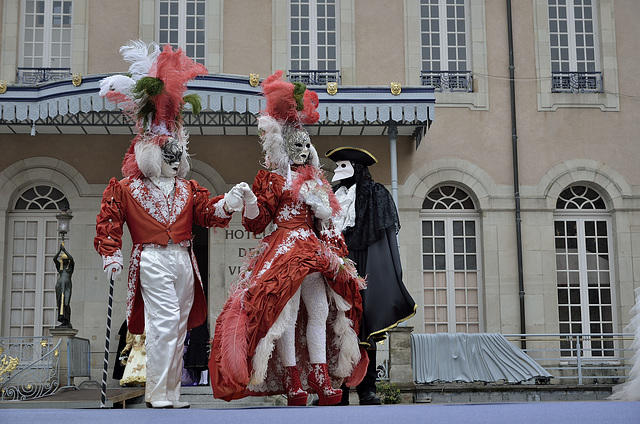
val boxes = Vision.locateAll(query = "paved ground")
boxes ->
[2,401,639,424]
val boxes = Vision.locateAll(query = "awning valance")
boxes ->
[0,73,435,138]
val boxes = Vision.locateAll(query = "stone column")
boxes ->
[388,326,414,385]
[49,327,78,387]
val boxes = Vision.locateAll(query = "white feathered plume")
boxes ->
[120,39,161,81]
[98,74,135,98]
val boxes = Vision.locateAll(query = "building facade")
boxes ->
[1,0,639,384]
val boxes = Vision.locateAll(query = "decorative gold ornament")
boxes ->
[327,82,338,95]
[40,340,48,347]
[54,349,59,357]
[0,81,7,94]
[72,73,82,86]
[249,73,260,87]
[390,82,401,95]
[0,354,19,382]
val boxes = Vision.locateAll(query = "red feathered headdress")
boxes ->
[257,71,321,172]
[260,70,319,127]
[99,41,207,179]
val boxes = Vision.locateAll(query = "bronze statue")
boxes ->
[53,244,74,328]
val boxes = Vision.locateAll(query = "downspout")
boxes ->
[388,125,399,211]
[507,0,526,349]
[389,124,405,327]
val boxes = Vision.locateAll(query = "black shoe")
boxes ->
[311,398,349,406]
[359,392,382,405]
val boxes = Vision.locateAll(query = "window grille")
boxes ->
[19,0,72,82]
[554,185,614,358]
[548,0,602,93]
[419,0,471,92]
[158,0,207,65]
[289,0,339,80]
[7,185,69,338]
[421,185,480,334]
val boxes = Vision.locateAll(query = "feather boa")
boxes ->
[249,290,301,385]
[327,287,362,378]
[218,295,251,385]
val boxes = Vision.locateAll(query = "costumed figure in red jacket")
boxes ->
[95,41,247,409]
[209,71,368,406]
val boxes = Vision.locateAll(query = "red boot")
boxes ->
[307,363,342,406]
[283,366,308,406]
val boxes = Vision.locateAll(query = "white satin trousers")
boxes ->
[139,244,194,403]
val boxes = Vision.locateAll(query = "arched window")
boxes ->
[421,185,481,333]
[554,185,614,357]
[6,185,69,337]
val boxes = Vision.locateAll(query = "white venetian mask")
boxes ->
[331,160,354,182]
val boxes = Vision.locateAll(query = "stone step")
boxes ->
[124,385,284,409]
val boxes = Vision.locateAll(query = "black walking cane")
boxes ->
[100,272,116,408]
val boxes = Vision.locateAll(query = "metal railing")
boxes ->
[0,336,61,400]
[420,70,473,92]
[503,333,634,385]
[551,71,603,93]
[288,70,341,85]
[17,67,71,84]
[376,339,390,381]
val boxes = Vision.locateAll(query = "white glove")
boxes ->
[307,195,332,222]
[105,263,122,279]
[224,185,245,213]
[299,181,332,223]
[237,182,259,220]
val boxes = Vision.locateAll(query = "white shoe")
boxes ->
[147,400,173,409]
[172,400,190,409]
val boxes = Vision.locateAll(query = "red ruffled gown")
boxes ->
[209,167,368,401]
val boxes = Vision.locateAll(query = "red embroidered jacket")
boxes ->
[95,177,232,333]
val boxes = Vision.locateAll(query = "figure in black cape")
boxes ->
[327,146,416,405]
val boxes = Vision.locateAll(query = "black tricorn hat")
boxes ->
[325,146,378,166]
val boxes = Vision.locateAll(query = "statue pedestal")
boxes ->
[49,327,78,387]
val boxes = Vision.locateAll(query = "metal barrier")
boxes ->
[288,70,341,85]
[65,337,91,388]
[17,67,71,84]
[0,336,61,400]
[503,333,634,385]
[376,339,390,381]
[551,71,603,93]
[420,70,473,92]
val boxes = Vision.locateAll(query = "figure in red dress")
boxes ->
[209,71,368,406]
[94,41,246,409]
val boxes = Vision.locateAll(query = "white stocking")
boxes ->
[301,272,329,364]
[275,288,301,367]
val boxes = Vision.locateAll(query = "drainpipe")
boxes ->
[507,0,526,349]
[388,124,399,211]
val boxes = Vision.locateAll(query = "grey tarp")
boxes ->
[411,333,553,384]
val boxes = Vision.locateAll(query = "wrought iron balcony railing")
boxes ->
[551,71,603,93]
[1,336,61,401]
[288,70,341,85]
[17,67,71,84]
[420,70,473,92]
